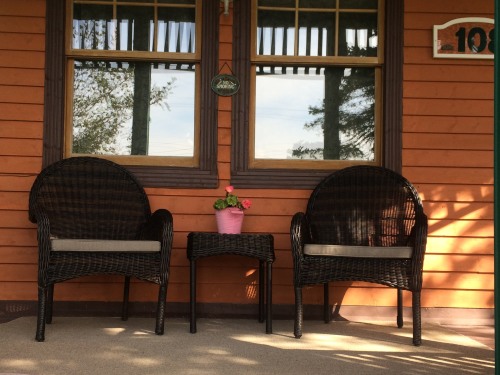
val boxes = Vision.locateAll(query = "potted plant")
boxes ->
[213,186,251,234]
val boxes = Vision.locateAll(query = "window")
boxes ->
[252,0,381,169]
[66,0,199,166]
[43,0,219,187]
[231,0,402,188]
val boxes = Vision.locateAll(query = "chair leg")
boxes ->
[46,284,54,324]
[324,283,330,323]
[397,288,403,328]
[294,287,303,338]
[412,291,422,346]
[36,286,47,342]
[122,276,130,321]
[155,284,167,335]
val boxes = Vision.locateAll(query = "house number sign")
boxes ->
[433,17,494,59]
[211,74,240,96]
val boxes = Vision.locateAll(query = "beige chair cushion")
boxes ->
[304,244,412,259]
[51,239,161,252]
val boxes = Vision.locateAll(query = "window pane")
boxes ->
[72,5,155,52]
[298,12,335,56]
[339,0,377,9]
[338,12,378,56]
[116,6,154,51]
[119,0,154,3]
[299,0,336,8]
[72,4,113,50]
[257,10,295,56]
[158,0,195,4]
[254,66,375,161]
[73,3,198,53]
[157,7,196,53]
[71,60,195,157]
[259,0,295,7]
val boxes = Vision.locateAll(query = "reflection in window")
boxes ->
[157,7,196,53]
[256,0,378,58]
[72,3,196,53]
[71,61,195,157]
[298,12,335,56]
[68,1,199,164]
[253,0,380,167]
[257,10,295,56]
[255,66,375,161]
[338,13,378,57]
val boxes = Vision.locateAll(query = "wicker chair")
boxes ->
[29,157,174,341]
[290,165,428,346]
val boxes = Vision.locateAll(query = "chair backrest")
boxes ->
[29,157,151,240]
[306,165,424,247]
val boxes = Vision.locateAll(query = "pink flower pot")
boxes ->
[215,207,244,234]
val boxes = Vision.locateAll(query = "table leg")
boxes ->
[190,259,197,333]
[266,261,273,334]
[259,260,264,323]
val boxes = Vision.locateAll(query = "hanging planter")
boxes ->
[215,207,244,234]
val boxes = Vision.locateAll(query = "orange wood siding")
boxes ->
[0,1,45,302]
[403,0,494,310]
[0,0,494,313]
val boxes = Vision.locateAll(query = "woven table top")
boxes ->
[187,232,275,262]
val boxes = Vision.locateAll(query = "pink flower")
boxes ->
[241,199,252,209]
[214,186,252,211]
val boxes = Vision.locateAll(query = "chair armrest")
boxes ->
[408,210,428,290]
[141,209,174,284]
[33,210,52,286]
[141,209,174,244]
[290,212,309,261]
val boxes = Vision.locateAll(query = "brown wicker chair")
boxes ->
[29,157,174,341]
[290,165,427,346]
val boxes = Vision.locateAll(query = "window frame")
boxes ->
[65,1,201,166]
[43,0,219,188]
[231,0,403,189]
[249,65,383,170]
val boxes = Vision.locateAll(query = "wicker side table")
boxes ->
[187,232,275,334]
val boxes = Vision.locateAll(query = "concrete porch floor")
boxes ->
[0,316,494,375]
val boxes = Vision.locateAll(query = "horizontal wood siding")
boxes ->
[0,1,45,308]
[403,0,494,310]
[0,0,494,314]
